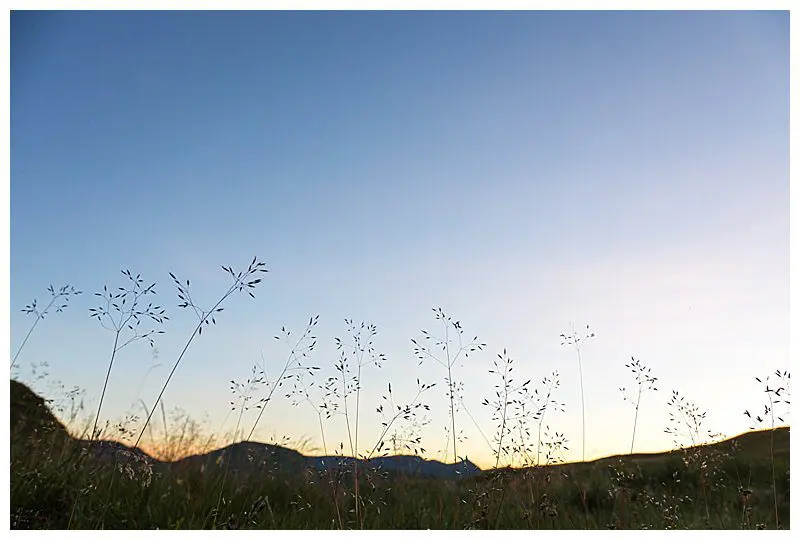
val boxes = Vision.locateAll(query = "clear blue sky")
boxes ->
[10,11,789,467]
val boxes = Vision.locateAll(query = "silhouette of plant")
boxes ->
[246,316,320,441]
[744,369,790,529]
[663,389,723,526]
[88,270,167,440]
[132,257,268,451]
[293,365,345,528]
[664,390,718,450]
[370,378,435,459]
[619,357,658,454]
[230,365,262,444]
[290,366,331,455]
[528,370,565,467]
[12,284,81,370]
[481,349,534,469]
[211,364,263,529]
[560,323,594,463]
[412,308,485,465]
[454,388,493,458]
[10,261,794,530]
[132,346,162,406]
[503,369,566,469]
[329,319,386,527]
[88,258,269,529]
[540,426,570,466]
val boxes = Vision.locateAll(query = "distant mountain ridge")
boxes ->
[10,379,481,479]
[170,440,481,479]
[10,379,789,482]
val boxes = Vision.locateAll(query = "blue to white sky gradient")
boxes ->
[9,10,789,468]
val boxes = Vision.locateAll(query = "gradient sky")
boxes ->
[9,11,789,468]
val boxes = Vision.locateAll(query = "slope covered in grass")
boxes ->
[10,379,790,529]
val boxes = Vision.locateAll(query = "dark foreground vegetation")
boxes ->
[11,379,789,530]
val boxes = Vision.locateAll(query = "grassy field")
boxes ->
[9,271,791,529]
[10,378,789,530]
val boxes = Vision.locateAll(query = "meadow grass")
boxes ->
[9,260,792,529]
[10,401,789,530]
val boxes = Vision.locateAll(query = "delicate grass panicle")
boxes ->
[327,319,387,527]
[664,390,720,450]
[481,349,534,469]
[12,284,81,370]
[86,258,268,529]
[412,308,486,464]
[372,378,435,459]
[290,360,331,455]
[134,257,268,450]
[744,370,790,529]
[247,315,320,442]
[532,371,566,467]
[619,357,658,454]
[663,390,729,527]
[560,324,594,463]
[89,270,167,441]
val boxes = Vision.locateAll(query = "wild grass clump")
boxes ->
[10,390,790,530]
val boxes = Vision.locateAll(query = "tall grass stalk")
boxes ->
[12,284,81,370]
[89,270,166,440]
[291,369,331,456]
[534,371,563,467]
[370,378,434,459]
[132,258,267,451]
[560,324,594,463]
[93,259,267,528]
[412,308,485,464]
[456,392,493,456]
[330,319,386,528]
[664,390,721,526]
[247,316,319,442]
[744,370,790,529]
[210,318,318,529]
[619,357,657,454]
[482,349,533,469]
[210,371,258,529]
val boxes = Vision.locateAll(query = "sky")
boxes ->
[8,10,790,469]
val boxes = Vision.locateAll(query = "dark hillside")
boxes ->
[10,379,791,529]
[11,379,69,441]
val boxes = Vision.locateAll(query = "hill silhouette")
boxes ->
[11,379,789,475]
[10,379,481,479]
[11,378,69,440]
[10,378,790,529]
[11,378,788,480]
